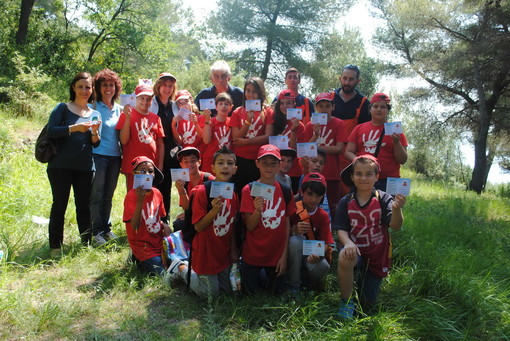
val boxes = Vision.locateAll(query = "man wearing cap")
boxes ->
[194,60,244,116]
[149,72,180,221]
[272,68,315,124]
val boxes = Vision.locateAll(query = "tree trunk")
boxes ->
[261,0,282,80]
[15,0,36,45]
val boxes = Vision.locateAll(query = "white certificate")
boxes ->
[209,181,235,199]
[386,177,411,195]
[269,136,289,150]
[133,174,153,190]
[296,142,318,157]
[119,94,136,107]
[177,108,192,121]
[286,108,303,120]
[199,98,216,110]
[170,168,190,182]
[250,182,275,200]
[311,113,328,125]
[384,121,403,135]
[245,99,261,111]
[303,240,325,257]
[138,78,153,86]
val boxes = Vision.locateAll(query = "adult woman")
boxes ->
[89,69,122,246]
[46,72,101,257]
[149,73,180,223]
[345,93,408,191]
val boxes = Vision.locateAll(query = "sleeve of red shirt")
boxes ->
[155,116,165,138]
[316,209,334,244]
[191,185,208,225]
[336,119,349,143]
[264,106,274,124]
[304,122,314,141]
[240,184,255,214]
[347,124,360,143]
[122,190,137,223]
[296,123,306,142]
[116,112,126,130]
[400,132,408,147]
[229,107,243,128]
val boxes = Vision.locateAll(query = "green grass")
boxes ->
[1,111,509,340]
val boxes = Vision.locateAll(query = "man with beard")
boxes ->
[332,64,371,196]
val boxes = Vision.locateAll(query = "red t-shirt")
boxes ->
[191,184,239,275]
[179,172,215,207]
[123,188,166,262]
[304,117,348,180]
[116,108,165,173]
[280,121,305,177]
[240,181,296,266]
[290,206,334,244]
[348,122,408,179]
[176,115,205,149]
[202,117,231,173]
[229,106,274,159]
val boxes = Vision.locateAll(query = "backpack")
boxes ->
[35,103,67,163]
[181,180,214,245]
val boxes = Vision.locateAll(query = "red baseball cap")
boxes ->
[302,172,327,188]
[257,144,281,160]
[315,92,334,103]
[131,156,164,185]
[134,84,154,97]
[158,72,177,81]
[278,89,296,100]
[370,92,391,105]
[340,154,381,187]
[175,90,192,102]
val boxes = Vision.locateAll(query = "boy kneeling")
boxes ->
[333,155,406,319]
[287,172,334,296]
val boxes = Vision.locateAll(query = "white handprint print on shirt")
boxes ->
[261,197,285,230]
[136,117,155,144]
[213,201,234,237]
[246,116,263,138]
[316,126,333,146]
[142,201,161,233]
[215,126,231,148]
[362,129,386,154]
[181,121,197,145]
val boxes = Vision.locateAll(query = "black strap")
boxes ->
[374,127,385,158]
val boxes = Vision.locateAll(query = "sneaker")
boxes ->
[287,286,301,301]
[163,259,188,285]
[338,300,355,320]
[93,234,107,246]
[50,248,62,259]
[103,231,117,241]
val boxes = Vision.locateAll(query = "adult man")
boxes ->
[273,67,315,124]
[194,60,244,117]
[332,64,371,196]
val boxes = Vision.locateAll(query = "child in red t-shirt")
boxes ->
[333,155,406,319]
[345,92,408,191]
[229,77,274,191]
[240,144,296,294]
[116,85,165,190]
[201,92,233,173]
[171,90,205,149]
[165,146,239,297]
[304,92,347,219]
[287,172,334,297]
[123,156,171,275]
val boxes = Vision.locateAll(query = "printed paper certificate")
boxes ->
[303,240,325,257]
[286,108,303,120]
[199,98,216,110]
[297,142,318,157]
[133,174,153,190]
[269,135,289,150]
[250,182,275,200]
[386,177,411,195]
[170,168,190,182]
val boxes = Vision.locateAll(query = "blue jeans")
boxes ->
[135,255,165,276]
[241,262,286,295]
[89,154,121,236]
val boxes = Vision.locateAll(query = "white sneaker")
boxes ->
[93,234,107,246]
[163,259,188,285]
[104,231,117,241]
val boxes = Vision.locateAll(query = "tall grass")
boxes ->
[1,111,509,340]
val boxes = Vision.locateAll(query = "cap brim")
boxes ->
[136,91,154,97]
[257,153,281,161]
[340,163,355,188]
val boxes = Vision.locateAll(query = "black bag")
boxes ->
[35,103,67,163]
[35,125,58,163]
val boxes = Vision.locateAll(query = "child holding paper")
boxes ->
[344,93,408,191]
[201,92,234,174]
[165,146,239,298]
[116,84,165,190]
[304,93,347,218]
[123,156,171,275]
[333,155,406,319]
[287,172,334,297]
[171,90,205,149]
[230,77,274,191]
[240,144,296,294]
[273,89,306,193]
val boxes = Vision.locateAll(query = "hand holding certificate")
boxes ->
[297,142,318,157]
[384,121,403,135]
[209,181,235,199]
[133,174,153,190]
[199,98,216,111]
[250,182,275,200]
[245,99,261,112]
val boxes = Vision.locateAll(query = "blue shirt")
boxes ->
[89,101,121,157]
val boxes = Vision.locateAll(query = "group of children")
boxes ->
[121,79,407,319]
